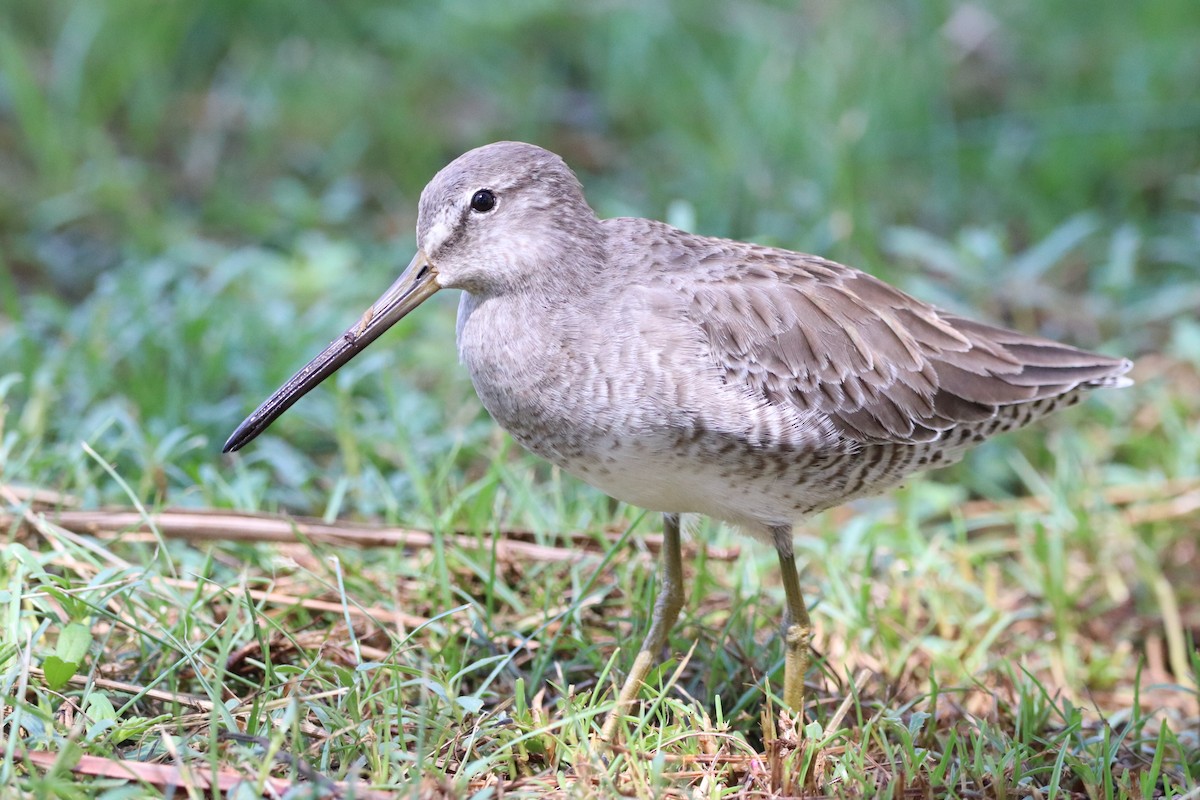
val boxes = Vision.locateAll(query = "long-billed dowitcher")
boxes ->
[224,141,1132,737]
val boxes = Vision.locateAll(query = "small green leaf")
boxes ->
[42,655,79,690]
[86,719,118,743]
[907,711,930,736]
[43,587,88,619]
[85,691,117,722]
[457,695,484,714]
[56,622,92,664]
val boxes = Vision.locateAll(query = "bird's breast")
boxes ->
[455,292,621,464]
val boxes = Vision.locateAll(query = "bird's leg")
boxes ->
[600,512,684,740]
[772,524,811,717]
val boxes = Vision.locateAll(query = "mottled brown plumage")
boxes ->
[225,141,1132,735]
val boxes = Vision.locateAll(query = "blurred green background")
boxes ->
[2,0,1198,515]
[3,4,1199,791]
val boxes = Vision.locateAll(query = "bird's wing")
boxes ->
[687,255,1130,445]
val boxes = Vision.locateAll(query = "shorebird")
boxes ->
[224,141,1132,737]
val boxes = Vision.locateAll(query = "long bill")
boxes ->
[222,250,440,453]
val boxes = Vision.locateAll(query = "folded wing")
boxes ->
[690,256,1132,445]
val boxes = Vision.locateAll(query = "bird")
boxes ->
[223,141,1133,739]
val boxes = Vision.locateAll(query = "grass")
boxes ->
[2,1,1199,796]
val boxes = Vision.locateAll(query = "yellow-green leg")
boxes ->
[772,524,811,715]
[601,513,684,740]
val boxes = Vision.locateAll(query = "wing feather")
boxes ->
[691,253,1132,445]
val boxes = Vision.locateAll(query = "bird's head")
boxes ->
[222,141,600,452]
[417,141,601,295]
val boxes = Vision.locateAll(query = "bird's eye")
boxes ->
[470,189,496,213]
